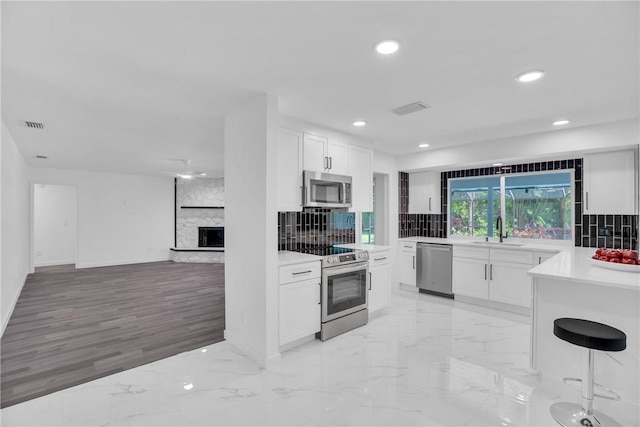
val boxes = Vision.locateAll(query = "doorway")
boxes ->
[32,184,78,271]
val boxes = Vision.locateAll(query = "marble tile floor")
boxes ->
[2,287,638,427]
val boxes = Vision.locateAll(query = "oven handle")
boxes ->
[322,262,369,276]
[369,272,372,290]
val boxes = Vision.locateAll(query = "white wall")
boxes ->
[398,118,639,172]
[224,93,280,367]
[28,168,173,269]
[33,184,78,267]
[1,123,31,335]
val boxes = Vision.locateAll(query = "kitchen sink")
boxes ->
[470,241,526,247]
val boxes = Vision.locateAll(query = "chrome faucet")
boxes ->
[496,216,504,243]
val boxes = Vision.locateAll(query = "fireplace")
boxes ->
[198,227,224,248]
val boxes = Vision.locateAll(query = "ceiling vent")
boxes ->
[390,102,430,116]
[25,121,44,130]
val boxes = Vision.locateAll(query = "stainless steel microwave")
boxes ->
[303,170,352,208]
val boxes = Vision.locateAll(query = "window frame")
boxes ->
[446,169,575,243]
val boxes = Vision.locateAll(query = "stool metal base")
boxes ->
[550,402,622,427]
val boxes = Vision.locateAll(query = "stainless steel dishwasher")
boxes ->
[416,243,453,298]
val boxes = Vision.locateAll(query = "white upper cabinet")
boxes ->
[348,145,373,212]
[408,171,441,214]
[303,133,349,175]
[583,149,638,215]
[277,127,304,212]
[327,140,349,175]
[302,133,328,172]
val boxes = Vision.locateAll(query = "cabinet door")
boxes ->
[489,261,531,307]
[277,127,304,211]
[348,145,373,212]
[303,133,328,172]
[279,278,321,346]
[584,150,638,214]
[369,262,390,313]
[327,139,349,175]
[408,171,441,214]
[408,172,430,214]
[452,257,488,299]
[398,249,416,286]
[426,172,442,214]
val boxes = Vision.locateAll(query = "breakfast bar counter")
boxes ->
[528,247,639,406]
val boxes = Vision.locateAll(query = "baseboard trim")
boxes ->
[34,260,75,267]
[1,273,28,337]
[76,256,170,269]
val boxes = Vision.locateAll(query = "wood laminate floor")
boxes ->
[0,261,225,408]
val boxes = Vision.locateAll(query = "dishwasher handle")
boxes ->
[417,243,452,252]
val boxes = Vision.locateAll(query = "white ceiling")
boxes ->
[2,1,638,178]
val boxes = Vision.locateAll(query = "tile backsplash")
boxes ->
[399,159,639,249]
[278,209,355,250]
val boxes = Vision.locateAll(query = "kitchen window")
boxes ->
[449,171,573,240]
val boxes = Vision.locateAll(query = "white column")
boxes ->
[223,93,280,367]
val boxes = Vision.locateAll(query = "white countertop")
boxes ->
[278,251,321,266]
[334,243,391,253]
[398,236,565,252]
[528,246,640,291]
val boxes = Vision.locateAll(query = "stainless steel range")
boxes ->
[294,246,369,341]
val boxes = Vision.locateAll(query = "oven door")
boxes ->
[322,262,369,322]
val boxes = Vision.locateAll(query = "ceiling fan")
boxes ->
[175,159,206,179]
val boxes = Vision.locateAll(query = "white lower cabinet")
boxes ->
[488,261,531,307]
[368,251,391,312]
[453,246,534,309]
[398,242,417,286]
[279,261,321,346]
[452,257,489,299]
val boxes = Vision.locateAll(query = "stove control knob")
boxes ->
[326,256,336,265]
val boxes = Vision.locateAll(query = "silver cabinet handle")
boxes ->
[369,272,372,290]
[324,156,328,169]
[412,255,415,269]
[329,157,333,170]
[429,197,432,212]
[586,191,589,211]
[538,256,542,264]
[403,245,413,249]
[374,257,387,261]
[318,283,321,305]
[292,270,312,275]
[484,264,487,280]
[490,264,493,281]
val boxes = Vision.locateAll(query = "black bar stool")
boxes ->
[550,318,627,427]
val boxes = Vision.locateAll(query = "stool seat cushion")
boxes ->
[554,318,626,351]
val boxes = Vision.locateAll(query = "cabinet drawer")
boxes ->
[369,251,391,266]
[279,261,321,284]
[399,241,416,252]
[453,246,489,260]
[490,248,533,265]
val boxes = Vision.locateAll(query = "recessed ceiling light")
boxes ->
[552,119,570,126]
[199,173,207,176]
[493,163,503,166]
[418,143,430,148]
[375,40,400,55]
[353,121,366,127]
[178,173,193,179]
[515,70,546,83]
